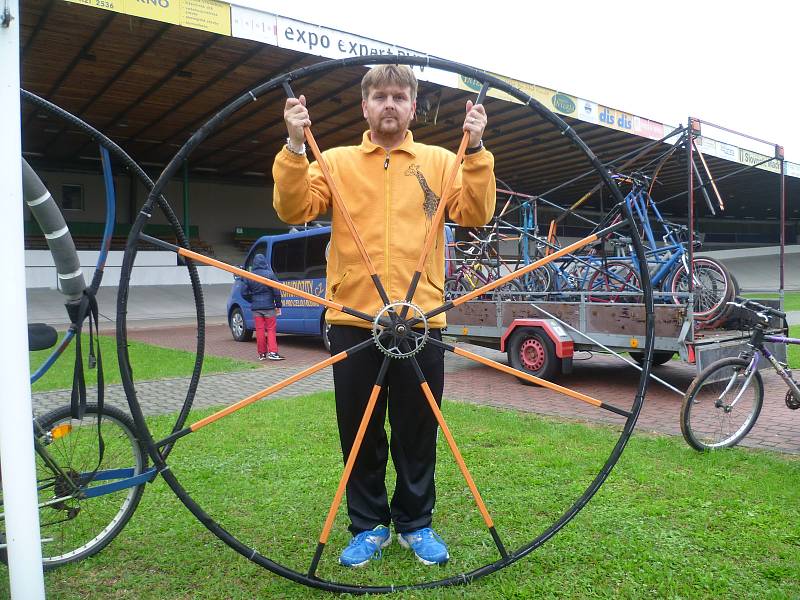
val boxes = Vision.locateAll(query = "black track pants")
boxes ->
[328,325,444,535]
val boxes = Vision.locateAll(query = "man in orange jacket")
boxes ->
[273,64,495,568]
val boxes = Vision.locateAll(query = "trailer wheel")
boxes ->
[507,327,559,384]
[629,350,674,366]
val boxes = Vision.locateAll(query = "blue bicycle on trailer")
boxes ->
[622,182,735,322]
[561,181,736,322]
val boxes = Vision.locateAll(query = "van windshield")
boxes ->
[271,233,328,280]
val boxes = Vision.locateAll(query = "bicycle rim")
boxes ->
[21,405,146,568]
[681,358,763,450]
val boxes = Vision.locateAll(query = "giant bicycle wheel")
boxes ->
[116,56,656,593]
[21,89,209,439]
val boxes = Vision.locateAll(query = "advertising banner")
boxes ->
[230,5,277,45]
[269,14,456,87]
[738,148,782,174]
[66,0,231,34]
[598,105,633,134]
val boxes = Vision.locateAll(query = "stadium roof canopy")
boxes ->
[19,0,798,220]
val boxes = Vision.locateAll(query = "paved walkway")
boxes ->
[33,324,800,454]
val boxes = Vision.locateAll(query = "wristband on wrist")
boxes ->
[286,137,306,155]
[465,139,483,155]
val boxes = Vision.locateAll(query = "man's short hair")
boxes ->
[361,65,418,102]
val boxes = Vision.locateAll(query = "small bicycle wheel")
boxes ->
[680,357,764,451]
[586,260,642,303]
[524,265,552,295]
[669,257,733,321]
[1,404,147,569]
[490,278,525,301]
[444,275,470,301]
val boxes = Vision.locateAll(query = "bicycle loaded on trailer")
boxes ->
[681,298,797,451]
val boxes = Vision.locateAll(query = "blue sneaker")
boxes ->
[339,525,391,568]
[397,527,449,565]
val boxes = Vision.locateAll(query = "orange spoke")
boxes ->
[647,143,680,198]
[308,357,391,576]
[409,357,508,559]
[138,234,377,324]
[282,82,391,305]
[430,338,631,418]
[154,338,376,449]
[692,140,724,210]
[403,83,490,308]
[546,219,557,255]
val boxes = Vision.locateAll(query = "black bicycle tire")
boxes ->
[525,264,553,295]
[2,404,148,569]
[669,256,732,321]
[629,350,674,366]
[444,275,470,300]
[680,357,764,451]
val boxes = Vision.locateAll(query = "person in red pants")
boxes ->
[245,253,284,361]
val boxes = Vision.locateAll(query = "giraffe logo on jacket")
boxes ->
[405,164,440,223]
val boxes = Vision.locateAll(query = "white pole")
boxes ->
[0,0,47,597]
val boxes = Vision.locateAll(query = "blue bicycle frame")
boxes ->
[30,145,156,491]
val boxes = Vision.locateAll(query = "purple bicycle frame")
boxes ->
[757,335,800,396]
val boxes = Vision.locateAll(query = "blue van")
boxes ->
[227,224,456,350]
[227,226,331,349]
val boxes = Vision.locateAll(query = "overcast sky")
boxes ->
[239,0,800,162]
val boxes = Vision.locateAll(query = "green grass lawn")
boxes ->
[788,326,800,370]
[16,393,799,599]
[30,334,256,392]
[782,291,800,312]
[743,291,800,312]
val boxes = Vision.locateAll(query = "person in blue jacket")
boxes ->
[244,254,284,361]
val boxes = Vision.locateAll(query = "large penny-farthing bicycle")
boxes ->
[116,56,655,593]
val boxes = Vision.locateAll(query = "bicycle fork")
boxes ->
[717,354,759,411]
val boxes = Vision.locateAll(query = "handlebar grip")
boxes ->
[737,297,786,319]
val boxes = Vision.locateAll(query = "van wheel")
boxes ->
[321,316,331,353]
[229,307,253,342]
[507,327,559,384]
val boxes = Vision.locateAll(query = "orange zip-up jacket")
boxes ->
[272,130,496,329]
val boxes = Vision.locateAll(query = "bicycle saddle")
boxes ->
[28,322,58,351]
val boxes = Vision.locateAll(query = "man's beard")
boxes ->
[375,114,406,135]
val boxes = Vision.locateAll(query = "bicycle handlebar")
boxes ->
[728,297,786,320]
[468,230,499,244]
[453,240,482,256]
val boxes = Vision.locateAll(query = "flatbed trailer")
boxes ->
[443,298,786,386]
